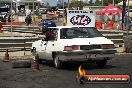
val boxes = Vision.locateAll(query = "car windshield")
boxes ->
[60,27,103,39]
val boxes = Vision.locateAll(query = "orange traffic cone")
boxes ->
[3,49,10,62]
[0,29,3,33]
[32,55,40,71]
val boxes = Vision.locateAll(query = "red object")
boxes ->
[6,22,21,25]
[95,20,102,29]
[0,23,2,33]
[106,20,115,29]
[3,49,10,62]
[0,22,6,33]
[96,4,122,15]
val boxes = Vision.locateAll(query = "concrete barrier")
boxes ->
[0,37,38,49]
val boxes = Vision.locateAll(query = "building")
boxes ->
[0,0,42,13]
[17,0,41,11]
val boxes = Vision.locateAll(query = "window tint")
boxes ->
[60,27,103,39]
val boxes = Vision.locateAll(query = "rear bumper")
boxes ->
[56,49,116,61]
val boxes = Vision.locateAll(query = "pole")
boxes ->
[101,0,103,6]
[127,0,130,35]
[122,0,126,29]
[63,0,64,10]
[79,0,81,10]
[33,0,35,34]
[63,0,66,26]
[68,0,69,10]
[113,0,114,6]
[11,0,13,37]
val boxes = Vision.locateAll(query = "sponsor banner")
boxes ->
[77,66,130,84]
[82,75,130,83]
[67,10,95,27]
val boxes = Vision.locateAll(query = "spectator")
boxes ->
[125,16,132,30]
[4,14,8,22]
[25,15,32,26]
[8,15,11,22]
[38,27,55,41]
[106,18,115,30]
[0,15,5,22]
[95,20,102,29]
[42,27,54,40]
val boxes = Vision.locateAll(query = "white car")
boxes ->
[31,26,116,69]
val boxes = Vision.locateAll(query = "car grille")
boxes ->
[80,45,101,50]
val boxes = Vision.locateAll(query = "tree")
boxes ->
[69,0,123,8]
[69,1,89,9]
[95,0,122,6]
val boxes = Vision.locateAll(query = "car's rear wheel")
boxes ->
[53,56,62,69]
[96,60,107,67]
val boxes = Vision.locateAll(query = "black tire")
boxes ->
[12,59,31,68]
[53,56,62,69]
[96,60,107,67]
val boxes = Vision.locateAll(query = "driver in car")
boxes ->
[38,27,54,41]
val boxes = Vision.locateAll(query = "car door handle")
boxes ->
[41,50,45,51]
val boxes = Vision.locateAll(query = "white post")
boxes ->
[113,0,114,5]
[68,0,69,9]
[63,0,65,26]
[101,0,103,6]
[33,0,35,33]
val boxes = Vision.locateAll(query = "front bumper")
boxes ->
[56,49,117,61]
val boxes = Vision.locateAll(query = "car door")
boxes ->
[38,40,46,59]
[45,41,55,60]
[44,28,58,60]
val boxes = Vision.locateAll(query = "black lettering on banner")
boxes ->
[70,15,91,26]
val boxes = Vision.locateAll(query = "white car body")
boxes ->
[31,26,116,68]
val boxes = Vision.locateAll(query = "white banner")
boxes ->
[67,10,95,27]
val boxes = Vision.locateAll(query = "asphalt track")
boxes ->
[0,54,132,88]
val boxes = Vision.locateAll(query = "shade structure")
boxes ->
[96,4,122,15]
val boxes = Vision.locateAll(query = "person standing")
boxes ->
[8,15,11,22]
[25,15,32,26]
[4,14,8,22]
